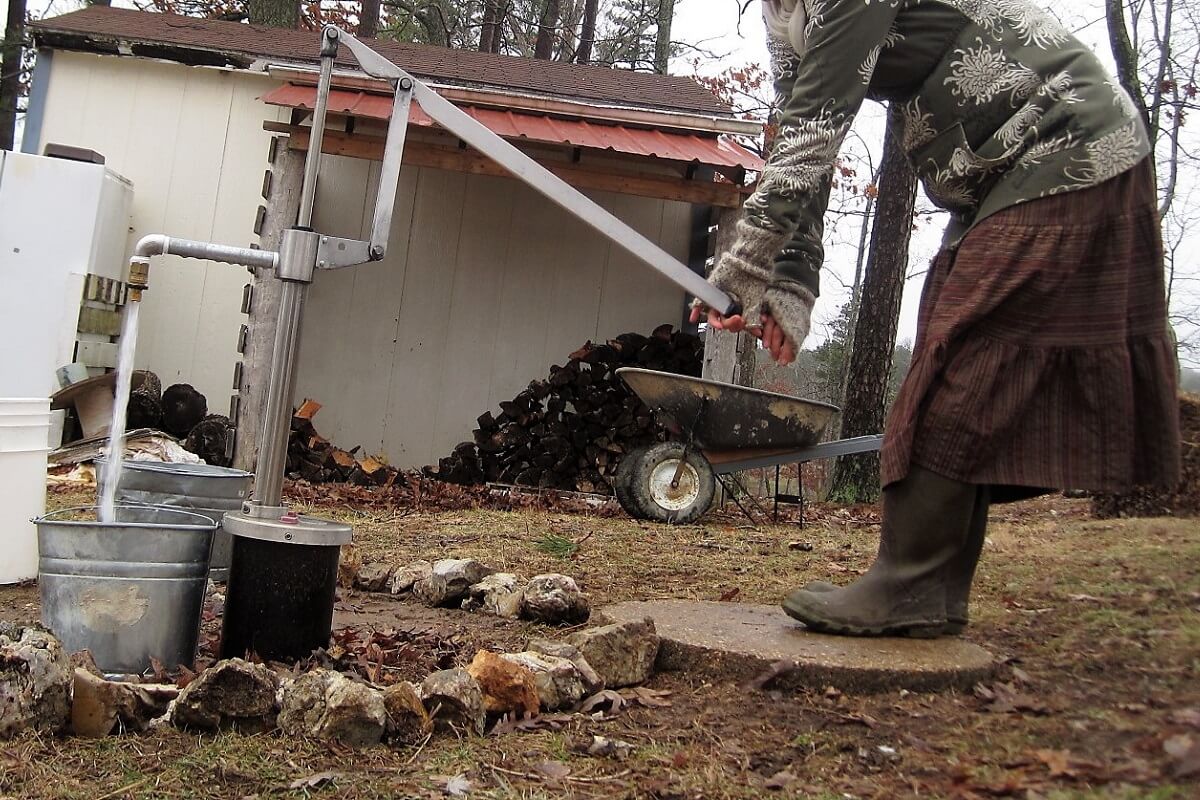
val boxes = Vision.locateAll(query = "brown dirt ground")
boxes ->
[1,485,1197,799]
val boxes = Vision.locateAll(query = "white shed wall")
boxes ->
[34,50,694,469]
[33,50,286,407]
[296,158,691,468]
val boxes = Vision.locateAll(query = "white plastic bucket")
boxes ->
[0,398,51,584]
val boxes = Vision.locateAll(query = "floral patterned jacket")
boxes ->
[744,0,1150,304]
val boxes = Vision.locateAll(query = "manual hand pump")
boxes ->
[123,27,738,661]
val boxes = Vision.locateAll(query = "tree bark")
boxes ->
[480,1,500,52]
[0,0,26,151]
[702,208,756,386]
[1106,0,1153,137]
[653,0,675,74]
[577,0,599,63]
[359,0,381,38]
[828,109,916,504]
[248,0,301,29]
[234,141,305,472]
[534,0,561,60]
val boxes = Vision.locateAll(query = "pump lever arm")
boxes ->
[324,28,739,317]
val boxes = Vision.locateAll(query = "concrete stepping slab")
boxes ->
[600,599,996,693]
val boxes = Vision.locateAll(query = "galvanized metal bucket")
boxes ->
[95,460,252,581]
[36,505,217,674]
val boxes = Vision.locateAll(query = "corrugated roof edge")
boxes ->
[29,7,738,118]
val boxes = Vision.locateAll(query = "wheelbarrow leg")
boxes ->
[672,398,709,490]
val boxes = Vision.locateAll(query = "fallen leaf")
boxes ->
[287,771,340,790]
[719,587,741,602]
[582,735,634,760]
[620,687,673,708]
[976,682,1051,715]
[1035,749,1078,778]
[745,660,798,692]
[536,761,571,781]
[842,713,879,729]
[489,712,575,735]
[578,690,626,715]
[1169,708,1200,729]
[437,773,472,797]
[764,770,797,790]
[1164,734,1200,778]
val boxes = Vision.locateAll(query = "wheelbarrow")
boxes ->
[614,368,884,523]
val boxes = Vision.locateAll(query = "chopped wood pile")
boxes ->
[429,325,702,494]
[118,375,233,467]
[1092,393,1199,518]
[288,400,404,487]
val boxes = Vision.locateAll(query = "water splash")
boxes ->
[98,300,141,523]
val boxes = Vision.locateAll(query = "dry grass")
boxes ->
[1,487,1197,799]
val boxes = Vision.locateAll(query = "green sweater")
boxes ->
[720,0,1150,329]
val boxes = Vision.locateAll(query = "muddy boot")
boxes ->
[941,488,989,634]
[798,488,990,635]
[782,466,977,637]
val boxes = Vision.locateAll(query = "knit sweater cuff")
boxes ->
[697,218,789,321]
[762,282,816,350]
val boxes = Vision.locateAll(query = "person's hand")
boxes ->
[761,312,797,366]
[689,304,754,334]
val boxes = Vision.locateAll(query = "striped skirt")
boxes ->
[880,159,1182,495]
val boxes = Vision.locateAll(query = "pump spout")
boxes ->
[127,234,281,302]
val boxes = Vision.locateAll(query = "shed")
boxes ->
[27,7,761,469]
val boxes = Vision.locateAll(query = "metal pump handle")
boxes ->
[314,27,740,317]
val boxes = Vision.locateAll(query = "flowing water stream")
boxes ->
[98,300,141,523]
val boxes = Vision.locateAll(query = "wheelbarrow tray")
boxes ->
[617,367,839,451]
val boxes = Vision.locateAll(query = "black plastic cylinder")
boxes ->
[220,535,340,662]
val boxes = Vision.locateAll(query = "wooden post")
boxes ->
[701,207,755,386]
[233,138,304,473]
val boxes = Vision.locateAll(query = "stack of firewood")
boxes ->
[429,325,702,494]
[288,400,403,487]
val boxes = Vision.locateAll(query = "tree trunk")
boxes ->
[577,0,599,63]
[248,0,301,29]
[0,0,26,151]
[234,141,305,472]
[359,0,381,38]
[827,109,916,504]
[702,208,756,386]
[653,0,675,74]
[1105,0,1153,137]
[480,1,500,52]
[534,0,561,60]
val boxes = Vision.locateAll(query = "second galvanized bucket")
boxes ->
[96,460,252,581]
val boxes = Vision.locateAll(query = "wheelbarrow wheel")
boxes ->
[616,442,715,524]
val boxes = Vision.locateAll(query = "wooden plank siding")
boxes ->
[294,165,690,469]
[33,51,289,404]
[35,50,698,470]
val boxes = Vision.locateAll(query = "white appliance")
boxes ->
[0,150,134,442]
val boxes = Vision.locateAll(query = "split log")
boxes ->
[161,384,208,438]
[184,415,233,467]
[284,401,405,487]
[126,391,163,431]
[428,326,702,495]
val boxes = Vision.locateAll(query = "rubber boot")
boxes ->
[798,488,990,635]
[782,465,977,637]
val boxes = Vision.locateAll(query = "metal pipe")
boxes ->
[132,234,279,270]
[251,281,307,507]
[297,28,339,229]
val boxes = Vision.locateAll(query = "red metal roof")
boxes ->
[262,84,764,172]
